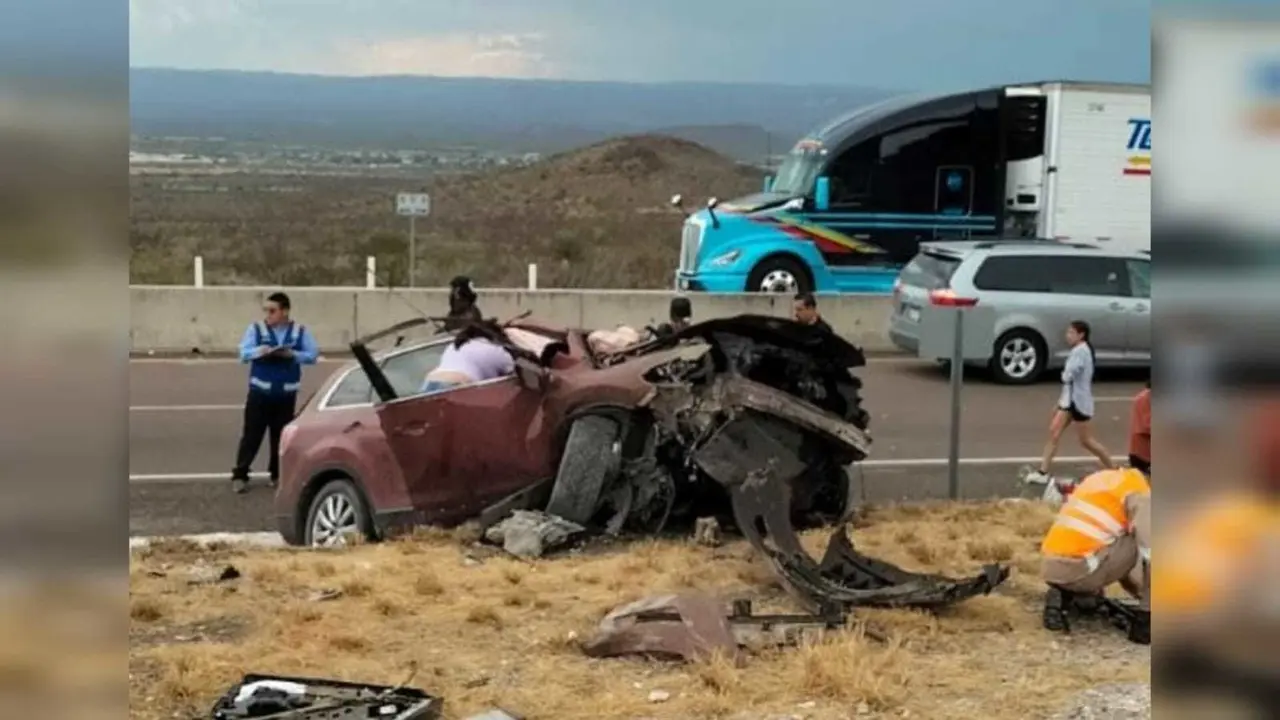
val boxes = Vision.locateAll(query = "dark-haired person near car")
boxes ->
[230,292,319,494]
[793,292,834,335]
[444,275,483,331]
[653,296,694,338]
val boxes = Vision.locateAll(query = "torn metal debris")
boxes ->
[702,437,1011,613]
[581,593,848,665]
[210,673,441,720]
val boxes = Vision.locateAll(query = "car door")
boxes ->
[1122,258,1152,359]
[1044,255,1130,364]
[375,388,460,522]
[439,375,554,515]
[372,340,467,523]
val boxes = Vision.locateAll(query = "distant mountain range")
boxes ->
[129,68,897,161]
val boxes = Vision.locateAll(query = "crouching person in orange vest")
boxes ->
[1040,466,1151,644]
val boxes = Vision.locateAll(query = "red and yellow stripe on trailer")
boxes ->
[1123,155,1151,176]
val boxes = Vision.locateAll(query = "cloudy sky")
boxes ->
[128,0,1151,90]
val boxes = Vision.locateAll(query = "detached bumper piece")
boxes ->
[693,415,1009,612]
[210,674,441,720]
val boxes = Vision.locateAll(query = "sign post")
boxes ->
[917,301,996,499]
[395,192,431,287]
[946,311,965,500]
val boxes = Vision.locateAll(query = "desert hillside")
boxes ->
[130,135,765,288]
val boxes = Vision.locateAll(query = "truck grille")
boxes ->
[679,221,702,272]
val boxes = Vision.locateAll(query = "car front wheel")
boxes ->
[303,478,375,547]
[545,414,623,525]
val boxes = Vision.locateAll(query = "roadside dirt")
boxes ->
[127,500,1149,720]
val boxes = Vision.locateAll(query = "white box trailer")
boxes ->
[1004,82,1151,253]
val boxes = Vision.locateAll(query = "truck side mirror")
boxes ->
[815,176,831,211]
[764,175,774,193]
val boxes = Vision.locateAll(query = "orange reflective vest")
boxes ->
[1041,468,1150,558]
[1151,493,1274,614]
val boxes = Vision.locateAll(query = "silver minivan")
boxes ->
[888,240,1151,384]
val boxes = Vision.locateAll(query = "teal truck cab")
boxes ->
[673,81,1150,295]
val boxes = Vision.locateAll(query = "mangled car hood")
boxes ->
[669,314,866,369]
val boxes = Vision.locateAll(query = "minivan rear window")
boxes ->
[899,252,961,290]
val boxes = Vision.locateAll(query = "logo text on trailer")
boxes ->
[1123,118,1151,176]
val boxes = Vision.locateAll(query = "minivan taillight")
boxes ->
[928,288,979,307]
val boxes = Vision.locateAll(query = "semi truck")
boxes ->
[674,81,1151,295]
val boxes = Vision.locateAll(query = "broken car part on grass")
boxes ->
[307,313,1007,611]
[582,592,850,665]
[209,673,525,720]
[210,674,441,719]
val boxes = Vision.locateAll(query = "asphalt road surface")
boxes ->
[129,357,1147,538]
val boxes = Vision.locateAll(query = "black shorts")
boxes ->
[1129,455,1151,474]
[1059,403,1092,423]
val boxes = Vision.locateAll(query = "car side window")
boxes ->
[1046,256,1127,296]
[971,256,1055,292]
[382,341,451,397]
[1126,259,1151,299]
[324,367,374,408]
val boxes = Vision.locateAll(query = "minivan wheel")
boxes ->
[303,478,374,547]
[991,330,1046,385]
[746,256,812,294]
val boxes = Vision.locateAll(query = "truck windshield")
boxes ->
[770,151,824,196]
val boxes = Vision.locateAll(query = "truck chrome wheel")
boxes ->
[759,270,798,293]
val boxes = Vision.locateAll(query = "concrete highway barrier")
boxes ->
[129,286,897,355]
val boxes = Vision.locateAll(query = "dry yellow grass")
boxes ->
[128,500,1149,720]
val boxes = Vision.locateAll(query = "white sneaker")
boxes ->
[1020,466,1051,485]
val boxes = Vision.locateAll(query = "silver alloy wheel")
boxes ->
[310,492,359,547]
[759,269,798,293]
[999,337,1038,379]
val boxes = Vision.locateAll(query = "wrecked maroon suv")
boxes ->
[274,314,1007,611]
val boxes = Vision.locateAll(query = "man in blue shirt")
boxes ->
[231,292,320,493]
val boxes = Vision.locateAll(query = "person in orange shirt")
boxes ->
[1040,465,1151,643]
[1128,381,1151,475]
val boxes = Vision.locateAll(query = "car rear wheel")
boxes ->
[545,414,623,525]
[990,329,1046,385]
[746,256,812,294]
[303,478,375,548]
